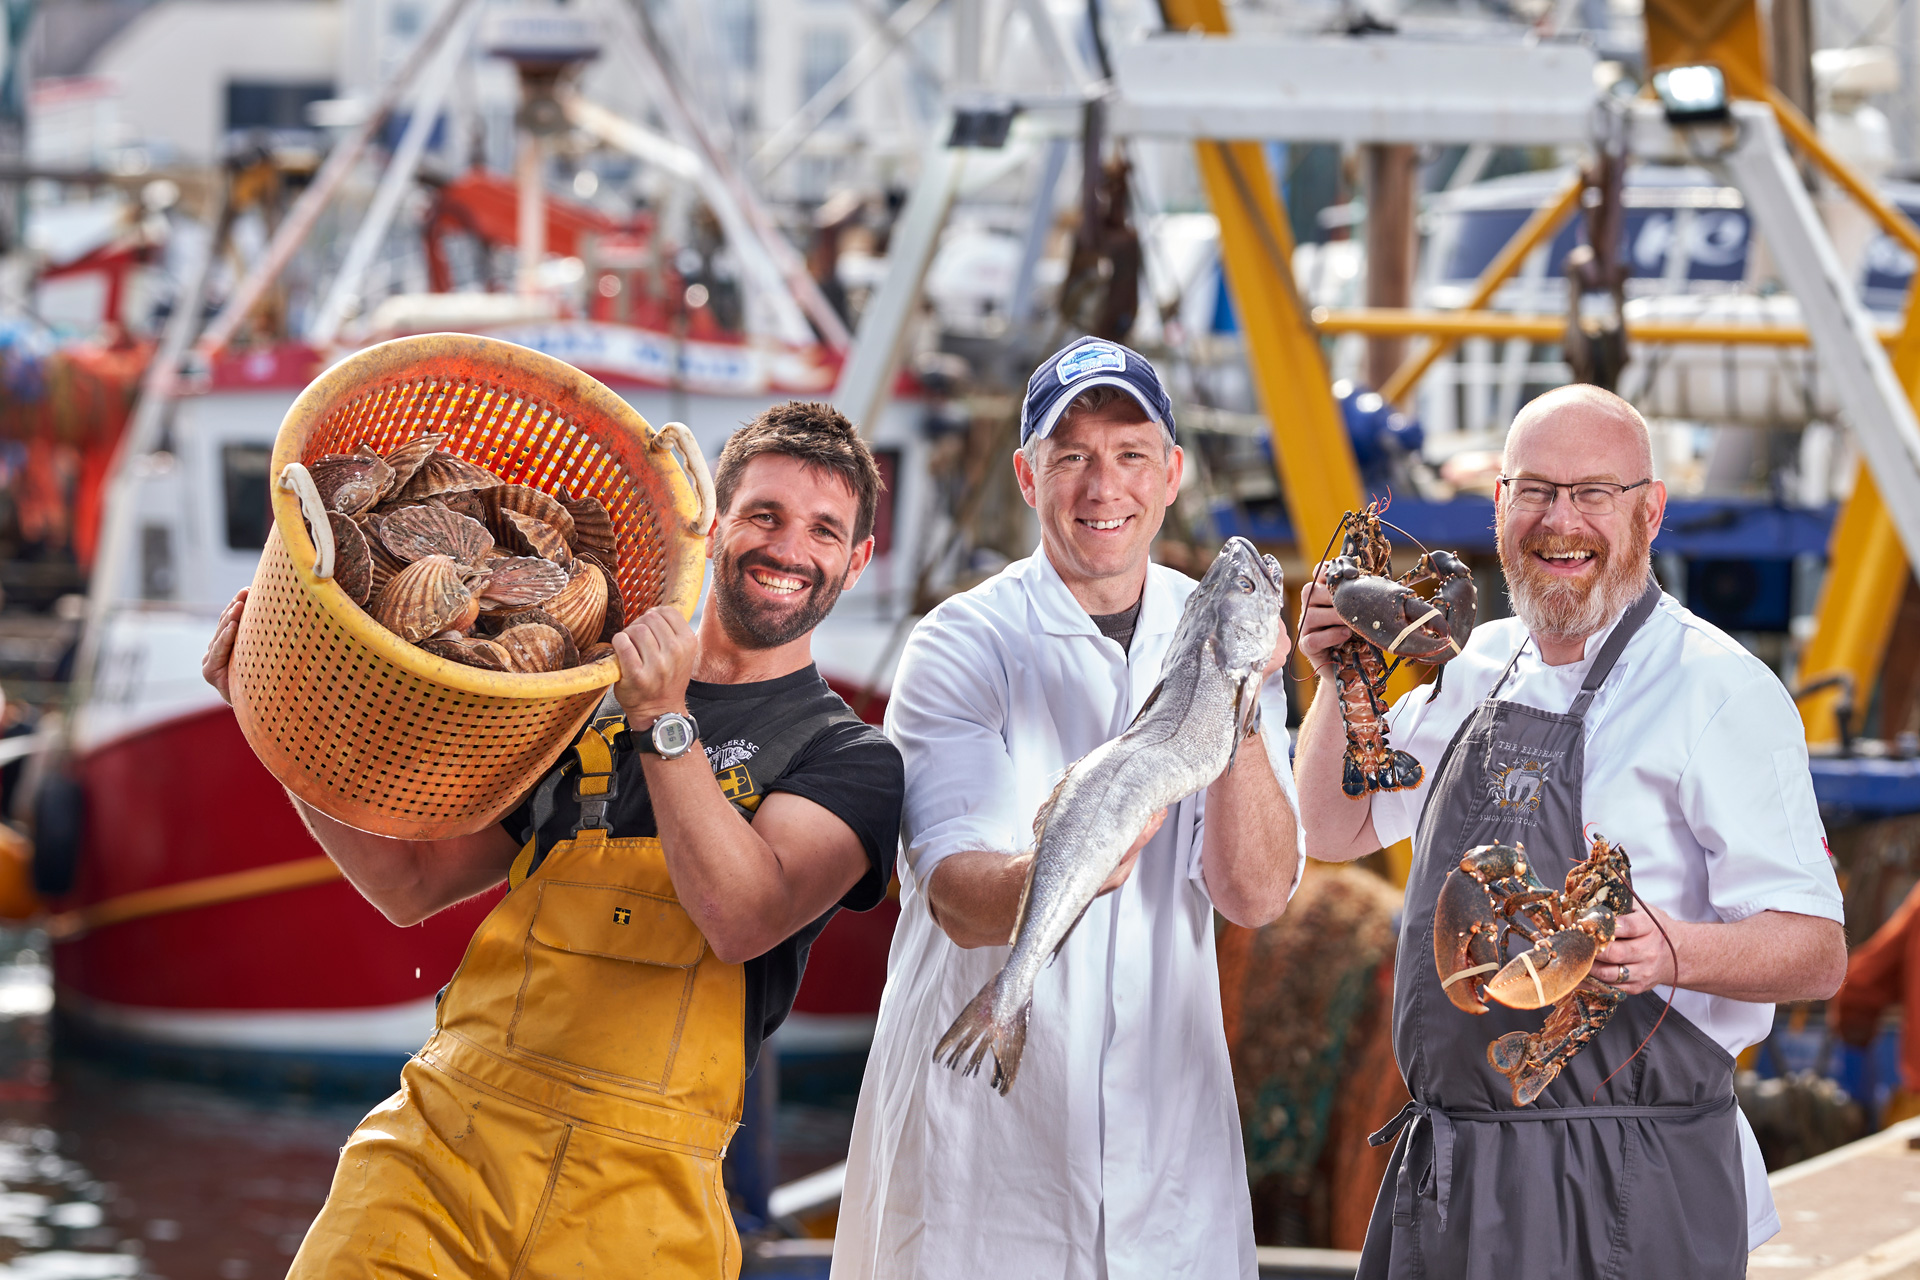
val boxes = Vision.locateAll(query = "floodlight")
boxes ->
[1651,64,1730,126]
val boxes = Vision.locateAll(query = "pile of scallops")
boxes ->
[304,431,624,673]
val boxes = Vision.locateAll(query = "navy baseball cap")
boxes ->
[1019,337,1176,447]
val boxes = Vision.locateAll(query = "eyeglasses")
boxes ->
[1497,477,1651,515]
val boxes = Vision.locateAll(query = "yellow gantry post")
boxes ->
[1158,0,1365,566]
[1793,276,1920,744]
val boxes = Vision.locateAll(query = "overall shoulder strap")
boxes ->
[1568,577,1662,718]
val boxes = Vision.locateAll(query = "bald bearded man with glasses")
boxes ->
[1294,385,1845,1279]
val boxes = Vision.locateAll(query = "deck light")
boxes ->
[1652,64,1730,126]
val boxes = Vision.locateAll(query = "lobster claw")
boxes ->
[1484,928,1600,1010]
[1433,865,1502,1014]
[1331,576,1451,659]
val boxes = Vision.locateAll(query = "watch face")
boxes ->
[655,718,693,755]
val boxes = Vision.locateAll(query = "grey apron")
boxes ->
[1358,581,1745,1280]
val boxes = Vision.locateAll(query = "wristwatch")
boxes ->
[634,710,700,761]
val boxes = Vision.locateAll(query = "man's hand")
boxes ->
[612,606,698,727]
[1098,808,1166,896]
[1296,566,1353,678]
[202,589,248,706]
[1595,904,1681,995]
[1264,616,1295,678]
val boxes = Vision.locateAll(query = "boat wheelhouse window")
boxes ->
[225,81,334,132]
[141,524,176,601]
[222,445,272,551]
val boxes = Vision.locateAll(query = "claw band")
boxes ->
[1519,951,1546,1006]
[1388,606,1459,657]
[1440,962,1500,989]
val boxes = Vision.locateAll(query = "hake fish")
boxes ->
[934,537,1287,1095]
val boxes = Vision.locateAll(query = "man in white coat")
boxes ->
[833,337,1304,1280]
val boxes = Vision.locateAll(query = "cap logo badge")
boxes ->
[1055,342,1127,384]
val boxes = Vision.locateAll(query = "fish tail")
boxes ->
[932,973,1032,1096]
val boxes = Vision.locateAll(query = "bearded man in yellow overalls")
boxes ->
[205,402,903,1278]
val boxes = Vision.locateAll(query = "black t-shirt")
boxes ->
[502,665,902,1076]
[1089,596,1143,654]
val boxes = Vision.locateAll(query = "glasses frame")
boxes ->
[1496,476,1652,514]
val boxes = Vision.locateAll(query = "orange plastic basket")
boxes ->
[228,333,711,840]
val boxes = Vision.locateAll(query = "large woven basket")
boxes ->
[229,333,710,840]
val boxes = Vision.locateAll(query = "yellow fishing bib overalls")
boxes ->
[290,717,747,1278]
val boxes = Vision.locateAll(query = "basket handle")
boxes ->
[279,463,336,581]
[657,421,716,537]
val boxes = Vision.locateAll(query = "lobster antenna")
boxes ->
[1375,516,1435,559]
[1286,512,1358,685]
[1590,888,1679,1101]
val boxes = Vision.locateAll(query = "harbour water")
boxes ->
[0,928,860,1278]
[0,932,371,1279]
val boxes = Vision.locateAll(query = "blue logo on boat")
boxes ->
[1055,341,1128,384]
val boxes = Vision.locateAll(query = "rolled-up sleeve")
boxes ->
[1369,679,1442,849]
[1678,674,1844,925]
[884,608,1023,887]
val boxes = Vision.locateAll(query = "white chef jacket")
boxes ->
[832,550,1303,1280]
[1371,592,1843,1251]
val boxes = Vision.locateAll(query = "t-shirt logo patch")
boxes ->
[1056,341,1127,384]
[716,765,763,811]
[613,906,632,925]
[1488,760,1549,812]
[708,739,759,770]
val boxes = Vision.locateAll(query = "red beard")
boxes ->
[1498,506,1652,645]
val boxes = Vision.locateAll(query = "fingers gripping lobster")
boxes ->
[1432,835,1635,1105]
[1324,503,1476,797]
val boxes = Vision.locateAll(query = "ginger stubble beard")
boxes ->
[1497,496,1653,647]
[708,544,845,650]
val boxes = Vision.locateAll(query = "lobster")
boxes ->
[1323,502,1476,797]
[1432,834,1635,1106]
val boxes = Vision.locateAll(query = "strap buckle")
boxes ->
[574,767,619,830]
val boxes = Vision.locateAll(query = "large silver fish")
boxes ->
[934,536,1287,1095]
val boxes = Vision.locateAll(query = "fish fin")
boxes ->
[1031,764,1076,846]
[1008,857,1037,947]
[1126,679,1165,730]
[1226,670,1265,772]
[932,972,1032,1096]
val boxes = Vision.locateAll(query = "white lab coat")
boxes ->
[1371,594,1845,1249]
[832,550,1302,1280]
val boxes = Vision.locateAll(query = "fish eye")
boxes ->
[1238,576,1254,594]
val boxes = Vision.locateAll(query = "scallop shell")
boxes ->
[559,493,616,560]
[475,556,568,609]
[373,555,477,642]
[360,515,407,597]
[380,432,448,497]
[478,605,567,637]
[419,636,513,671]
[581,552,624,640]
[311,455,393,516]
[328,513,373,606]
[486,485,576,547]
[579,642,616,664]
[377,504,494,568]
[544,560,610,648]
[500,508,573,567]
[395,451,505,500]
[496,622,578,673]
[430,489,490,524]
